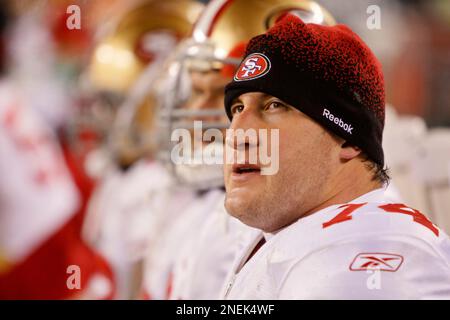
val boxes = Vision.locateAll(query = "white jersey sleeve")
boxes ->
[279,235,450,299]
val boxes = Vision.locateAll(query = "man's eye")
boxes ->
[266,101,285,111]
[231,105,244,115]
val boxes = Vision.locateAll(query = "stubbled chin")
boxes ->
[224,192,252,222]
[224,193,243,216]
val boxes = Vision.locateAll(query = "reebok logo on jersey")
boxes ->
[349,253,404,272]
[323,109,354,134]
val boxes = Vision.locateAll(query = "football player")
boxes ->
[221,14,450,299]
[0,1,115,299]
[80,0,204,299]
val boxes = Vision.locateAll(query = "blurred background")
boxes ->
[0,0,449,299]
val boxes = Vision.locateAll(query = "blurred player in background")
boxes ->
[81,0,204,299]
[0,0,115,299]
[139,0,338,300]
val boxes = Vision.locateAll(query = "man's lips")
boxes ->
[232,163,261,174]
[230,163,262,182]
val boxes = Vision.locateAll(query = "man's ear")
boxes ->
[339,141,361,160]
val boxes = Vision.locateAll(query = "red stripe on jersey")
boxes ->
[379,203,439,237]
[322,203,367,229]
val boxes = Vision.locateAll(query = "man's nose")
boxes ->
[229,104,262,130]
[227,109,261,150]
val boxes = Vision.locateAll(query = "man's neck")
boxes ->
[302,164,382,219]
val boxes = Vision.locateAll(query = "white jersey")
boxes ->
[84,159,194,298]
[169,192,257,300]
[142,188,224,299]
[222,188,450,299]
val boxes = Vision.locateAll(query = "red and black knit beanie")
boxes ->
[224,14,386,167]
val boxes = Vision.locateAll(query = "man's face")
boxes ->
[178,69,231,152]
[183,70,230,126]
[179,70,231,148]
[224,92,343,232]
[170,69,231,187]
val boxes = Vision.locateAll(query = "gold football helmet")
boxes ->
[155,0,336,189]
[83,0,204,168]
[88,0,204,94]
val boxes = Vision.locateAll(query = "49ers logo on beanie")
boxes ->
[234,53,271,81]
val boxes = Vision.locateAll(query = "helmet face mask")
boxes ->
[155,40,235,189]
